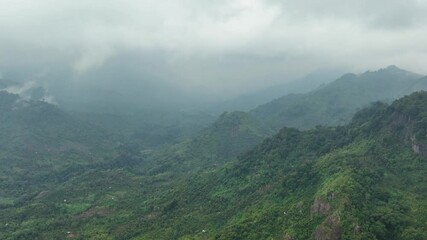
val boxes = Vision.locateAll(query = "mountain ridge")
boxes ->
[250,65,426,131]
[1,67,427,239]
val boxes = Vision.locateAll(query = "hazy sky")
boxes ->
[1,0,427,105]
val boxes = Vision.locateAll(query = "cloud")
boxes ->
[0,0,426,104]
[0,79,56,104]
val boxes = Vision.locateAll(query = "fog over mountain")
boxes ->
[1,0,427,110]
[3,2,427,239]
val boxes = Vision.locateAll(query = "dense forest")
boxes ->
[0,67,427,239]
[2,0,427,238]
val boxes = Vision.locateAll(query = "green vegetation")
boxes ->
[74,110,215,150]
[251,66,427,130]
[1,69,427,239]
[154,111,273,168]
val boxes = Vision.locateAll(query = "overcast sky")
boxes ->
[1,0,427,104]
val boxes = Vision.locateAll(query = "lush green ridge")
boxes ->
[211,68,342,112]
[1,67,427,240]
[141,111,274,175]
[0,91,118,205]
[133,92,427,239]
[73,110,215,150]
[1,92,426,239]
[251,66,426,130]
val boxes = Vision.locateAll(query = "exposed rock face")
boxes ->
[353,224,361,236]
[34,190,49,199]
[412,143,427,157]
[391,113,427,157]
[311,197,341,240]
[282,233,295,240]
[311,197,332,216]
[314,215,341,240]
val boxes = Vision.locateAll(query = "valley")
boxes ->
[1,67,427,239]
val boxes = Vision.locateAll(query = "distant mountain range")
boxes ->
[251,65,426,130]
[175,66,427,167]
[119,91,427,239]
[1,66,427,239]
[3,88,425,240]
[212,68,345,112]
[0,90,116,205]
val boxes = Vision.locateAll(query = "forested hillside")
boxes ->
[142,111,274,175]
[2,91,426,239]
[124,91,427,239]
[2,1,427,239]
[0,91,117,212]
[251,66,426,130]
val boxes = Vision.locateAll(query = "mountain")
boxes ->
[0,79,216,149]
[212,68,344,112]
[0,91,114,155]
[187,111,273,160]
[133,92,427,239]
[0,79,52,102]
[73,110,215,150]
[2,91,426,239]
[1,66,427,240]
[0,91,117,205]
[140,66,427,172]
[251,66,426,131]
[142,111,274,174]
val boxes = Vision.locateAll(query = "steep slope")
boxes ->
[144,111,274,174]
[212,68,343,112]
[251,66,425,130]
[133,91,427,239]
[0,91,117,204]
[0,79,215,151]
[185,111,273,161]
[0,91,114,156]
[3,92,426,239]
[73,110,215,150]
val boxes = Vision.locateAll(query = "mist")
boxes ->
[3,2,427,239]
[1,0,427,111]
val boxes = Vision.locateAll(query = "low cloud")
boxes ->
[0,0,426,105]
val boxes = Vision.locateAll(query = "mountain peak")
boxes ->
[359,65,421,79]
[379,65,416,75]
[385,65,401,71]
[363,65,405,74]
